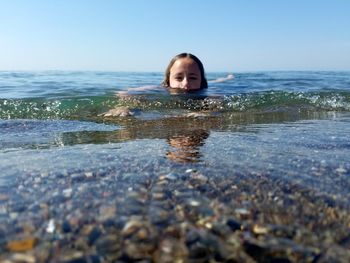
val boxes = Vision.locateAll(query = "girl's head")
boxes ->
[162,53,208,91]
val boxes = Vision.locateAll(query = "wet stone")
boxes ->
[243,235,320,263]
[117,199,146,216]
[88,226,102,245]
[185,229,201,247]
[210,222,233,238]
[2,167,350,262]
[0,194,9,202]
[339,233,350,248]
[226,218,242,232]
[154,238,188,263]
[61,256,88,263]
[268,224,297,239]
[9,253,36,263]
[188,243,210,262]
[95,234,121,257]
[6,237,37,252]
[55,251,94,263]
[9,202,27,213]
[149,200,173,210]
[317,245,350,263]
[102,218,120,229]
[61,220,72,233]
[159,172,178,181]
[70,173,86,182]
[148,207,171,226]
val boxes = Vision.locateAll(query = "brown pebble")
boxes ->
[6,238,37,252]
[0,194,9,201]
[252,224,268,235]
[11,253,36,263]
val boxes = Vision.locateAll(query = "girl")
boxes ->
[101,53,233,117]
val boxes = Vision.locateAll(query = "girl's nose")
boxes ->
[181,78,189,89]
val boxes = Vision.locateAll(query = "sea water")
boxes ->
[1,71,350,260]
[1,71,349,201]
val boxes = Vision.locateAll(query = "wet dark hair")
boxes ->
[162,53,208,89]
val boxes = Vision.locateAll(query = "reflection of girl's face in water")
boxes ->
[167,137,200,163]
[169,58,202,91]
[166,130,209,163]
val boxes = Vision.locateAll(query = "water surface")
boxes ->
[1,71,349,261]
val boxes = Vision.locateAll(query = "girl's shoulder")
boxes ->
[116,85,165,96]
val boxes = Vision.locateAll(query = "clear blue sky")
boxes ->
[1,0,349,72]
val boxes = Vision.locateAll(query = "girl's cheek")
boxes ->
[170,80,180,87]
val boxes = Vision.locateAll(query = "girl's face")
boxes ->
[169,57,202,91]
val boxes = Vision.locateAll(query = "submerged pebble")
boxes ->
[6,238,37,252]
[1,165,350,262]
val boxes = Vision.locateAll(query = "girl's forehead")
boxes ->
[174,57,195,65]
[171,58,199,72]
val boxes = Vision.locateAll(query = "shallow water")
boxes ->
[1,71,350,261]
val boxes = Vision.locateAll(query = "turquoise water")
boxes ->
[0,71,350,261]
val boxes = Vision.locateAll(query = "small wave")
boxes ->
[114,91,350,112]
[0,96,119,119]
[224,91,350,112]
[1,91,349,119]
